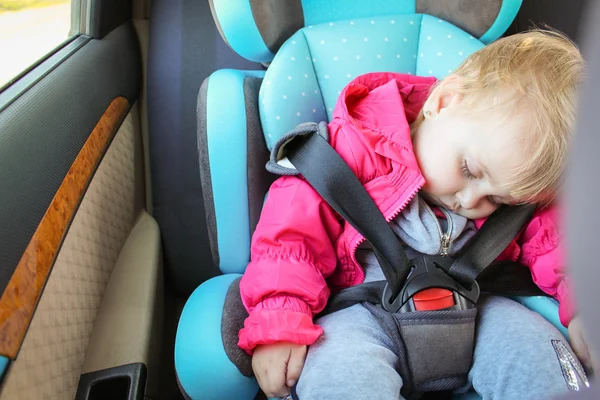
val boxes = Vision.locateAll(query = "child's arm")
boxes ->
[517,206,573,327]
[238,174,344,353]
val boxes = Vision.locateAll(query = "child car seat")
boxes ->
[175,1,568,398]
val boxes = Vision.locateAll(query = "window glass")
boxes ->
[0,0,78,89]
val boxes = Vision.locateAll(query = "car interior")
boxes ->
[0,0,594,399]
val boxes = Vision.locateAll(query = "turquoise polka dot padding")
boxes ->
[416,16,484,77]
[259,14,484,150]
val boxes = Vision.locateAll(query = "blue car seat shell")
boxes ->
[175,274,259,399]
[199,69,266,274]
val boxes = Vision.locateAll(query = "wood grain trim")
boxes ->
[0,97,130,358]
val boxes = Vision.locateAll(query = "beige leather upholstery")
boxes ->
[81,210,163,399]
[0,109,140,400]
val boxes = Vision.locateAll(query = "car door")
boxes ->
[0,0,162,399]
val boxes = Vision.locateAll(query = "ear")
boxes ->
[423,75,464,117]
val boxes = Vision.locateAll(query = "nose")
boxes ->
[456,186,483,210]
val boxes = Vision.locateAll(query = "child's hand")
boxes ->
[569,316,596,372]
[252,342,307,398]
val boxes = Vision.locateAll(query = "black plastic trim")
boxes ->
[75,363,146,400]
[89,0,133,39]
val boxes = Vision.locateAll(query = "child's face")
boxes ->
[413,78,530,220]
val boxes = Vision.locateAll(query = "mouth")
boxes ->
[444,202,460,213]
[441,204,458,213]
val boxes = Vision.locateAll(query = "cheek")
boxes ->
[418,149,460,196]
[421,166,452,195]
[414,122,462,197]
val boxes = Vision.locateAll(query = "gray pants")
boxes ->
[296,295,582,400]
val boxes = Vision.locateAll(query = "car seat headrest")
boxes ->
[209,0,522,62]
[258,14,485,150]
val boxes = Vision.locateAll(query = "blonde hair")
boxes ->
[430,30,584,206]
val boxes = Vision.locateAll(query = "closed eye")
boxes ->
[461,159,476,180]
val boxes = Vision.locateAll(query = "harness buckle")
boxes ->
[381,255,480,313]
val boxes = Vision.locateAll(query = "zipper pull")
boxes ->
[440,233,450,256]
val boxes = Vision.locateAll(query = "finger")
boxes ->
[265,357,290,397]
[286,345,307,387]
[581,349,594,372]
[589,348,598,372]
[252,360,269,395]
[571,335,592,369]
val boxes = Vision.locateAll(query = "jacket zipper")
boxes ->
[420,198,453,256]
[439,208,453,256]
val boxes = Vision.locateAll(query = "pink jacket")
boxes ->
[238,73,573,353]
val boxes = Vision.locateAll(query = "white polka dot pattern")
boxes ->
[416,15,484,77]
[260,14,483,149]
[302,15,421,121]
[259,30,328,150]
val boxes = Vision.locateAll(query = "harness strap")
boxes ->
[317,281,386,317]
[287,122,411,301]
[445,204,536,289]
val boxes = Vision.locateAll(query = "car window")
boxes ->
[0,0,79,89]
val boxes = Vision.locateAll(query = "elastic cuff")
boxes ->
[238,309,323,353]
